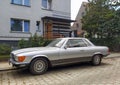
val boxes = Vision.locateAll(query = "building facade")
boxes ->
[72,2,88,36]
[0,0,73,45]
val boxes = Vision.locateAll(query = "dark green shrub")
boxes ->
[18,33,52,48]
[29,33,40,47]
[90,37,120,52]
[43,39,52,46]
[18,39,28,48]
[0,44,11,55]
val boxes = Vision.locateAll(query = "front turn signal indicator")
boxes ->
[18,56,26,62]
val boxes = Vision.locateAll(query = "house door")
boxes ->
[44,23,52,39]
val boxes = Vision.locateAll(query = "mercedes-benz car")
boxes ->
[9,38,109,75]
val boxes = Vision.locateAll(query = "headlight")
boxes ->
[18,56,26,62]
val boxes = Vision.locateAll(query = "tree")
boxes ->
[82,0,120,51]
[82,0,118,38]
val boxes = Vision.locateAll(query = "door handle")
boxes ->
[80,50,84,51]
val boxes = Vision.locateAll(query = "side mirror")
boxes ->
[64,45,68,49]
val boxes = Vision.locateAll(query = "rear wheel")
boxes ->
[91,55,102,66]
[29,58,48,75]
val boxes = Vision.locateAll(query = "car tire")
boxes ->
[29,58,48,75]
[91,55,102,66]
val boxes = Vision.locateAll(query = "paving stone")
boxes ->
[0,57,120,85]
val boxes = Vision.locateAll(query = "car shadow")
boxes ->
[10,61,112,77]
[48,62,111,72]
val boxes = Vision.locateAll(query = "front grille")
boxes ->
[10,53,15,61]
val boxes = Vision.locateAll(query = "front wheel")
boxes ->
[91,55,102,66]
[29,58,48,75]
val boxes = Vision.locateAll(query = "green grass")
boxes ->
[0,55,10,61]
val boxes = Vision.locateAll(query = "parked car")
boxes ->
[9,38,109,74]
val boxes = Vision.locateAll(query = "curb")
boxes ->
[104,56,120,59]
[0,68,17,71]
[0,67,26,71]
[104,53,120,59]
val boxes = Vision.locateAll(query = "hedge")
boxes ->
[18,33,52,48]
[90,37,120,52]
[0,44,11,55]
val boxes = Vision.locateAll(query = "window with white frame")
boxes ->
[11,0,30,6]
[42,0,52,10]
[11,19,30,32]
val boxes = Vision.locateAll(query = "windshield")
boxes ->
[47,38,65,47]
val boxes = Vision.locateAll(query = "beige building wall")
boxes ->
[72,2,88,35]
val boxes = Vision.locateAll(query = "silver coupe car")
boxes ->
[9,38,109,74]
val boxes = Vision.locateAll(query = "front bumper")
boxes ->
[9,58,29,66]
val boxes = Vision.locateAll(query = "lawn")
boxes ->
[0,55,10,61]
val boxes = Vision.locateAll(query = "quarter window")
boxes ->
[11,19,30,32]
[11,0,30,6]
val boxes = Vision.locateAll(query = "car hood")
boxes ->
[11,47,58,55]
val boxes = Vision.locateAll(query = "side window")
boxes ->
[42,0,47,8]
[11,18,30,32]
[42,0,52,10]
[11,0,30,6]
[24,0,30,6]
[11,0,22,5]
[66,39,87,48]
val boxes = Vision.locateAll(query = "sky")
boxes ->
[71,0,88,20]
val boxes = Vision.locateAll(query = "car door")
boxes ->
[59,39,91,64]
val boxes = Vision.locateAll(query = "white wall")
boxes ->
[52,0,71,19]
[0,0,71,40]
[52,0,71,13]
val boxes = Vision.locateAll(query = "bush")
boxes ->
[29,34,45,47]
[18,39,28,48]
[0,44,11,55]
[18,33,52,48]
[90,37,120,52]
[43,39,52,46]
